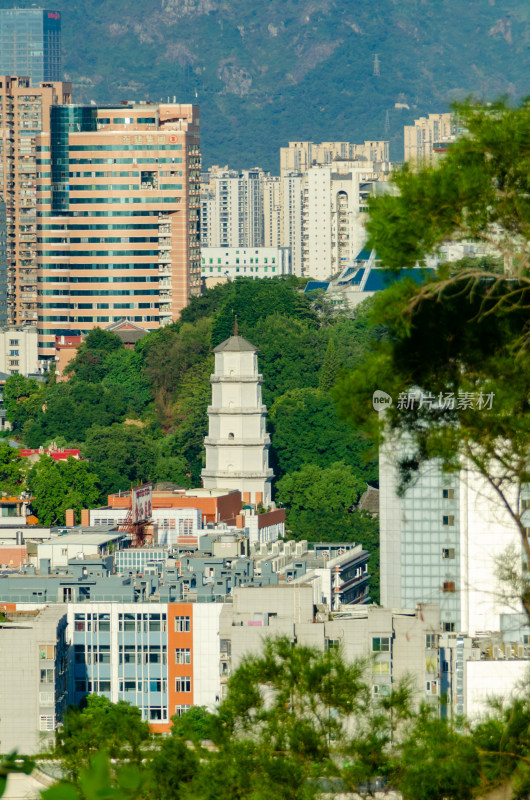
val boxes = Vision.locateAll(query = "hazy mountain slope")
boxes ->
[1,0,528,170]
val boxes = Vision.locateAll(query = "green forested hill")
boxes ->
[1,0,529,169]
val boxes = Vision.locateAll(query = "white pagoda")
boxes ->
[201,328,273,506]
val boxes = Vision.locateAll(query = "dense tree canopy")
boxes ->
[337,98,530,615]
[34,639,530,800]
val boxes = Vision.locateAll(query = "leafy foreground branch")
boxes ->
[7,639,528,800]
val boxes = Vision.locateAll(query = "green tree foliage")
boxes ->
[24,381,129,447]
[276,460,377,551]
[55,695,151,783]
[0,442,28,495]
[318,337,341,391]
[397,708,482,800]
[366,99,530,272]
[82,424,157,497]
[3,374,43,435]
[66,328,123,383]
[27,456,100,526]
[101,349,152,414]
[337,99,530,615]
[211,278,318,346]
[269,388,377,481]
[249,314,324,407]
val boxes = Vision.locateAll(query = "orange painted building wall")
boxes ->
[167,603,194,728]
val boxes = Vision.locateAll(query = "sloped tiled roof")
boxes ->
[213,335,257,353]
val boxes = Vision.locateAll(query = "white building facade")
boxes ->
[201,246,290,285]
[0,325,39,374]
[303,161,393,281]
[380,447,522,636]
[202,333,273,506]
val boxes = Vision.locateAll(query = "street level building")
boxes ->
[201,246,290,286]
[0,605,68,754]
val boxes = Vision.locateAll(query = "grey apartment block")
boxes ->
[220,586,442,709]
[0,605,68,754]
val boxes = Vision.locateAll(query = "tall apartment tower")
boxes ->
[403,113,459,165]
[200,166,263,249]
[36,103,201,358]
[262,175,281,248]
[303,160,392,280]
[0,75,71,326]
[0,9,62,84]
[281,171,304,277]
[280,140,390,176]
[380,446,522,636]
[0,198,7,326]
[202,331,273,506]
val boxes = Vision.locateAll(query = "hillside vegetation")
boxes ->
[0,0,528,168]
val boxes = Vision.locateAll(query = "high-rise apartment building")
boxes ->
[0,75,71,326]
[200,166,263,249]
[0,197,7,326]
[280,140,390,176]
[281,171,304,277]
[0,9,62,84]
[262,175,281,248]
[403,113,459,165]
[380,446,523,636]
[302,160,393,280]
[36,103,201,358]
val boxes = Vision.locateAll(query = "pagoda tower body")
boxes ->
[201,333,273,506]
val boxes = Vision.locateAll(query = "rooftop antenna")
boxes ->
[384,109,390,135]
[234,314,238,336]
[373,54,380,77]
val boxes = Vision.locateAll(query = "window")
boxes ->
[40,669,54,684]
[442,489,455,499]
[425,633,438,649]
[325,639,339,650]
[39,645,55,660]
[443,581,456,593]
[39,692,54,705]
[40,715,56,732]
[175,648,191,664]
[75,680,86,693]
[149,707,166,721]
[372,637,390,652]
[442,622,455,632]
[372,662,390,675]
[442,515,455,526]
[175,677,191,693]
[522,499,530,510]
[426,680,438,695]
[175,704,191,716]
[120,681,140,692]
[426,657,437,673]
[372,684,391,696]
[74,645,86,664]
[148,679,166,692]
[442,548,455,559]
[174,616,191,632]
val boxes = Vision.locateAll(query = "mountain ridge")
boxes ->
[0,0,528,171]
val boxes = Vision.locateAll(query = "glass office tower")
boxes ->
[0,8,61,84]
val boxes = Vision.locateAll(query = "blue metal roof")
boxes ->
[363,268,435,292]
[304,281,330,292]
